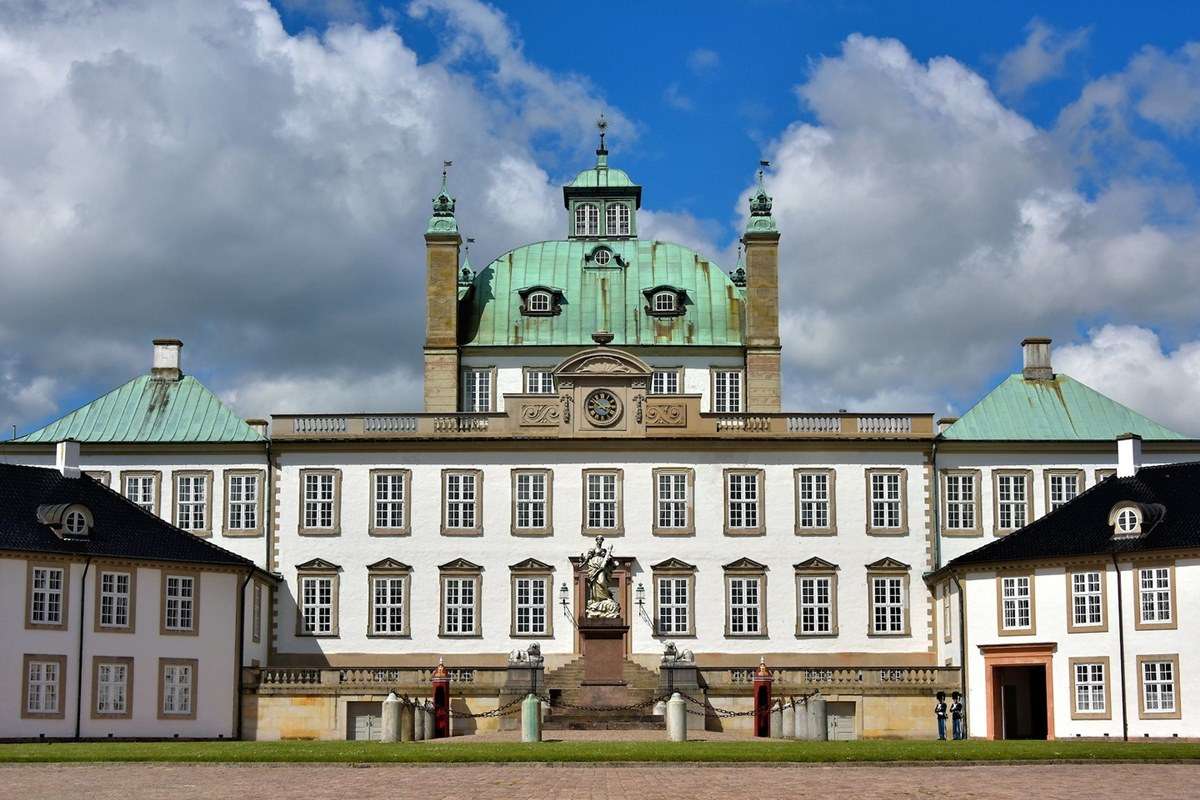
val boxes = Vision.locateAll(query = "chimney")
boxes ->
[56,440,81,479]
[1117,433,1143,478]
[152,339,183,381]
[245,418,269,438]
[937,416,959,434]
[1021,337,1053,380]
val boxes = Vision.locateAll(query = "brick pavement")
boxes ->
[2,762,1197,800]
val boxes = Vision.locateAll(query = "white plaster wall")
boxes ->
[0,451,271,568]
[963,560,1199,739]
[0,558,245,739]
[274,448,932,661]
[936,450,1200,566]
[462,354,745,413]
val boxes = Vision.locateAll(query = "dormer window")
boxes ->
[527,291,552,313]
[574,203,599,237]
[605,203,630,236]
[64,509,88,537]
[642,285,687,317]
[1116,507,1140,535]
[518,286,564,316]
[593,248,611,266]
[37,503,93,539]
[653,291,677,313]
[1108,501,1155,538]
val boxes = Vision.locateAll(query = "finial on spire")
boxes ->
[730,243,747,287]
[597,113,608,153]
[459,237,476,285]
[427,160,459,235]
[746,159,775,233]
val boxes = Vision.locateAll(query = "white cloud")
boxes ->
[662,82,693,112]
[756,34,1200,424]
[1056,326,1200,436]
[686,48,719,75]
[996,18,1090,98]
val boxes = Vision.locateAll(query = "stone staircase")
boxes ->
[543,657,664,730]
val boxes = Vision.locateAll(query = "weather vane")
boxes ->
[597,113,607,151]
[442,160,453,180]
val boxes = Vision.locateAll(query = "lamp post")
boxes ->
[559,582,570,619]
[635,582,645,612]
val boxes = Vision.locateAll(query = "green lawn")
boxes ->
[0,738,1197,764]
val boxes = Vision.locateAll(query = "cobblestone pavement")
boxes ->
[3,762,1198,800]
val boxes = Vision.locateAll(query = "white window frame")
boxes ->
[586,471,619,530]
[514,576,548,636]
[527,291,552,313]
[303,472,336,530]
[1074,661,1106,714]
[29,566,65,626]
[95,661,129,715]
[1000,575,1033,632]
[300,575,334,636]
[161,661,194,716]
[944,472,976,530]
[996,472,1030,531]
[514,471,548,531]
[461,368,493,413]
[163,575,195,632]
[373,472,406,530]
[444,471,479,531]
[870,471,903,530]
[174,473,208,532]
[726,471,761,531]
[227,472,259,531]
[652,291,677,313]
[1142,660,1177,713]
[524,369,555,394]
[656,576,690,636]
[370,575,405,636]
[1071,570,1104,629]
[871,575,906,635]
[798,575,834,636]
[1138,567,1172,625]
[727,575,762,636]
[650,369,680,395]
[25,659,61,715]
[1048,471,1081,511]
[605,202,630,236]
[123,474,156,513]
[712,370,743,413]
[655,471,689,530]
[443,576,477,636]
[796,471,831,531]
[574,203,600,236]
[99,570,132,629]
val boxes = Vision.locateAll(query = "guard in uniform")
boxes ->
[934,691,948,740]
[951,691,965,740]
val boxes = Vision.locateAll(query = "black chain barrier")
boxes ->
[546,694,668,713]
[449,689,817,720]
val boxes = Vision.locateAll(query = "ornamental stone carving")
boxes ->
[645,403,687,427]
[519,403,561,427]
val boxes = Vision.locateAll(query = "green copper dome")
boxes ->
[568,165,637,189]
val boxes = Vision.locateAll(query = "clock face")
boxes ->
[584,389,622,427]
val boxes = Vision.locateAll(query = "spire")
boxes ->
[745,159,777,235]
[427,160,459,236]
[458,237,476,286]
[595,113,608,170]
[730,243,747,287]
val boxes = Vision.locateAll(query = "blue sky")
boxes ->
[2,0,1199,436]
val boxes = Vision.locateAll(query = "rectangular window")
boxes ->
[726,472,761,531]
[29,566,65,625]
[1142,660,1177,713]
[872,576,905,634]
[445,472,479,530]
[443,577,477,635]
[713,370,743,413]
[655,472,689,530]
[371,576,405,636]
[514,471,548,530]
[462,369,492,412]
[123,474,156,513]
[586,472,619,530]
[1074,662,1106,714]
[95,661,129,715]
[99,571,131,629]
[252,583,263,643]
[227,473,259,531]
[1138,567,1172,624]
[944,473,976,530]
[798,576,833,635]
[514,577,547,636]
[996,473,1029,531]
[1048,472,1081,511]
[303,472,336,530]
[161,661,194,716]
[605,202,630,236]
[1001,575,1032,631]
[373,472,406,530]
[728,577,761,635]
[942,586,952,642]
[1072,571,1104,628]
[796,471,831,530]
[175,473,208,532]
[25,659,62,715]
[524,370,555,394]
[300,576,334,635]
[870,472,903,530]
[657,577,690,635]
[650,370,680,395]
[163,575,195,632]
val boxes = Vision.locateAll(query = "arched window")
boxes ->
[653,291,677,313]
[1116,507,1140,534]
[527,291,552,313]
[592,248,612,266]
[574,203,599,236]
[606,203,630,236]
[64,509,89,537]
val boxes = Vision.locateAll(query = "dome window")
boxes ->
[1108,501,1157,539]
[64,509,88,537]
[593,248,612,266]
[574,203,600,237]
[605,203,631,236]
[1116,507,1140,535]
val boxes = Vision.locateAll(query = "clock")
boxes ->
[584,389,622,427]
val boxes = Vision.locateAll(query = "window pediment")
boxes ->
[865,556,910,572]
[553,347,652,377]
[510,557,554,572]
[651,557,697,572]
[723,557,767,572]
[439,558,483,572]
[295,557,341,572]
[366,558,412,573]
[794,556,839,572]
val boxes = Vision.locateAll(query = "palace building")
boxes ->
[3,130,1197,741]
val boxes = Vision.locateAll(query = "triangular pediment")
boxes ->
[723,557,767,571]
[439,558,483,572]
[794,557,839,572]
[651,557,696,572]
[366,558,412,572]
[509,557,554,572]
[865,557,910,571]
[296,557,341,572]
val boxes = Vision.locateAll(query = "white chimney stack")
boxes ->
[1117,432,1143,478]
[1021,337,1053,380]
[246,419,269,438]
[152,338,183,381]
[56,440,81,479]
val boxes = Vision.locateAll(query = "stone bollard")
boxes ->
[413,697,425,740]
[652,699,666,716]
[382,692,401,742]
[781,698,796,739]
[769,699,784,738]
[399,697,415,742]
[809,695,828,741]
[423,701,435,740]
[795,697,809,740]
[521,693,542,743]
[666,692,687,742]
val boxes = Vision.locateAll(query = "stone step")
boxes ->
[543,714,663,731]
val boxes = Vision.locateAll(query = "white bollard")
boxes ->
[769,699,784,738]
[653,699,667,716]
[381,692,401,742]
[794,697,809,739]
[400,697,415,742]
[423,701,435,740]
[782,699,796,739]
[809,695,828,741]
[521,693,542,743]
[666,692,687,742]
[413,697,425,740]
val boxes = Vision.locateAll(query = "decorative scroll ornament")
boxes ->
[520,403,561,426]
[645,403,686,427]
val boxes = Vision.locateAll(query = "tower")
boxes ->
[742,163,781,412]
[423,163,463,412]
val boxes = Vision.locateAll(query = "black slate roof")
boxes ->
[945,462,1200,570]
[0,462,265,572]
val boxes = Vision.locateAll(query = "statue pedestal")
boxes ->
[578,617,629,686]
